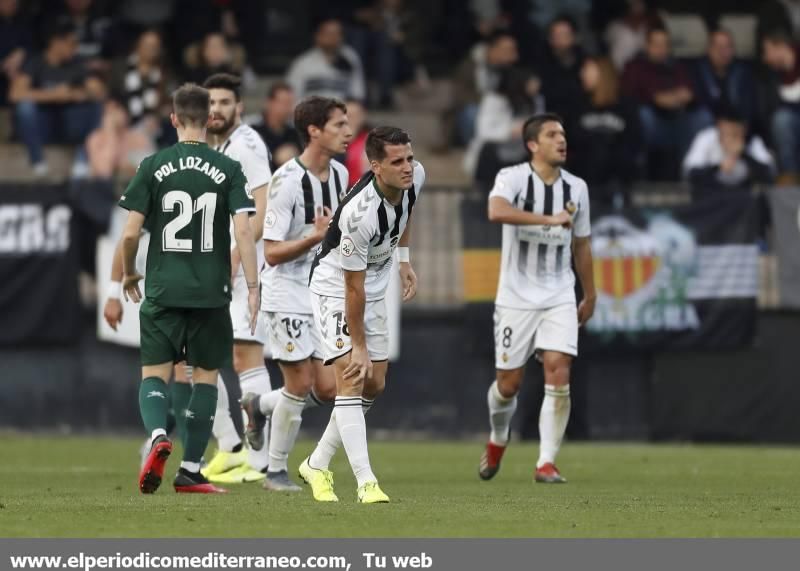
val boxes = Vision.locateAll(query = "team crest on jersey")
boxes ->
[501,352,509,363]
[335,338,344,350]
[341,237,355,257]
[286,341,295,353]
[264,210,277,229]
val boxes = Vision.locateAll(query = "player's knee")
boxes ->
[363,376,385,400]
[496,370,523,398]
[313,381,337,402]
[542,355,571,384]
[337,376,364,396]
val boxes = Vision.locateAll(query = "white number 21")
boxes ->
[162,190,217,252]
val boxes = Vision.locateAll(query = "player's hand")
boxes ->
[122,273,144,303]
[247,286,259,335]
[312,206,333,242]
[343,344,372,384]
[399,262,417,302]
[551,210,572,229]
[103,298,123,330]
[578,296,596,327]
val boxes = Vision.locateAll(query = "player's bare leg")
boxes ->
[173,366,226,494]
[479,367,523,480]
[138,361,174,494]
[534,351,571,483]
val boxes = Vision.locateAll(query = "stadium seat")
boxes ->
[719,14,757,58]
[662,13,709,57]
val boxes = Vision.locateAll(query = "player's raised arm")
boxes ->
[488,195,571,227]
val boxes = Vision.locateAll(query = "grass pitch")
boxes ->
[1,435,799,537]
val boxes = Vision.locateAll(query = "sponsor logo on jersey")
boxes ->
[264,211,277,229]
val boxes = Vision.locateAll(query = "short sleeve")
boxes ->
[338,202,373,272]
[488,167,518,203]
[227,162,256,216]
[237,144,272,192]
[262,173,295,241]
[573,183,591,238]
[119,158,152,216]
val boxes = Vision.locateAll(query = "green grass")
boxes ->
[1,435,799,537]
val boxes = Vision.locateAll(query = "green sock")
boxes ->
[183,383,218,464]
[139,377,169,436]
[170,382,193,444]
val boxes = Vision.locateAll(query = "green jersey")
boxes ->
[120,141,255,308]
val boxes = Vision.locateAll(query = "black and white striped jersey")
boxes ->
[261,157,349,313]
[215,123,272,278]
[309,161,426,301]
[489,163,591,310]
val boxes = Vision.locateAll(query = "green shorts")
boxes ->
[139,299,233,370]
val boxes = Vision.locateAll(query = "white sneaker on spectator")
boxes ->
[32,162,49,178]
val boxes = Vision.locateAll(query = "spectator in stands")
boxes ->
[449,30,519,145]
[464,66,544,184]
[112,29,168,128]
[622,26,712,180]
[85,95,155,180]
[286,18,366,102]
[48,0,113,70]
[0,0,33,108]
[604,0,662,71]
[184,32,238,85]
[539,15,586,120]
[9,19,104,176]
[683,106,775,191]
[691,29,757,127]
[343,98,370,186]
[567,57,641,205]
[761,30,800,180]
[350,0,418,108]
[250,81,301,170]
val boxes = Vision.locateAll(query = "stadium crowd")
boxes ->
[2,0,797,196]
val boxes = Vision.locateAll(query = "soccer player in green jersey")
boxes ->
[119,83,260,494]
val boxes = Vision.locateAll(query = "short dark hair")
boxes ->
[522,112,563,145]
[365,126,412,161]
[46,17,76,45]
[647,26,669,41]
[294,96,347,146]
[173,83,210,127]
[202,73,241,101]
[548,14,577,33]
[764,28,794,46]
[267,81,292,100]
[714,103,745,124]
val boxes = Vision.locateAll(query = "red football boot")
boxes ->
[138,435,172,494]
[173,468,228,494]
[534,462,567,483]
[478,442,507,480]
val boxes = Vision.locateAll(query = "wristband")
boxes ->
[247,282,259,289]
[397,247,410,263]
[107,280,121,300]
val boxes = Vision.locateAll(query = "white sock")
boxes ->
[239,367,272,471]
[258,389,280,416]
[537,384,571,468]
[335,396,376,487]
[267,389,306,473]
[180,461,201,473]
[184,365,193,383]
[309,398,373,470]
[211,374,242,453]
[150,428,166,444]
[487,380,517,446]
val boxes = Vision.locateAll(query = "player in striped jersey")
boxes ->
[201,73,272,484]
[479,113,596,484]
[240,96,351,492]
[300,126,424,503]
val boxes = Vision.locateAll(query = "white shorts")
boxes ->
[494,303,578,370]
[310,292,389,365]
[265,310,323,362]
[230,275,268,345]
